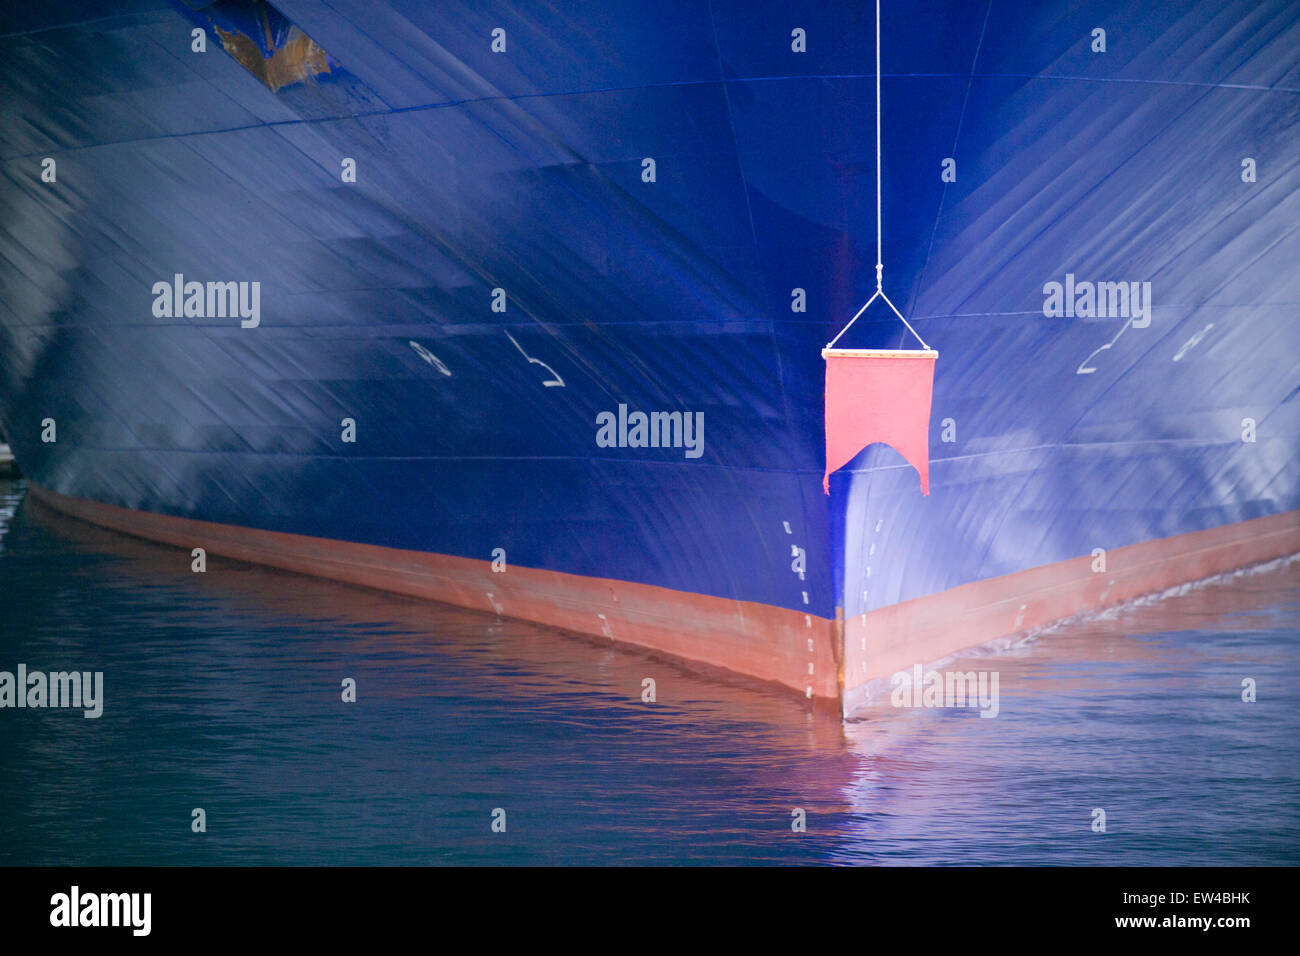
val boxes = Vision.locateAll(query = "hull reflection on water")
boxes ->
[1,484,1296,865]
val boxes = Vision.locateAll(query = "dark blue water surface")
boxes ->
[1,478,1296,865]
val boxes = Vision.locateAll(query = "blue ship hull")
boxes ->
[1,0,1297,707]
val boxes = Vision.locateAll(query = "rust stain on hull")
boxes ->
[213,12,332,92]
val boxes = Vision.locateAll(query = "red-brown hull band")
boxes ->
[842,510,1300,715]
[27,484,1298,716]
[27,484,842,700]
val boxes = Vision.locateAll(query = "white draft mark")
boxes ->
[409,340,451,376]
[505,330,565,387]
[1076,318,1133,375]
[1173,323,1214,362]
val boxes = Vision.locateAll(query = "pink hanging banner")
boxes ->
[822,349,937,495]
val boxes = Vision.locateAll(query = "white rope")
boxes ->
[826,0,931,352]
[876,0,882,285]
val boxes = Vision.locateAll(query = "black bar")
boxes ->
[2,866,1284,942]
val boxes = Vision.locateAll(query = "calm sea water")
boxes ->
[1,477,1297,865]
